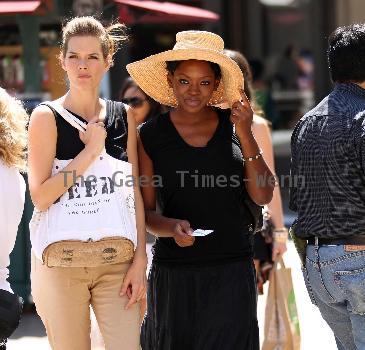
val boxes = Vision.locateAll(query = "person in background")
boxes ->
[249,58,278,127]
[224,49,287,294]
[275,44,301,90]
[290,23,365,350]
[119,76,167,126]
[0,88,27,349]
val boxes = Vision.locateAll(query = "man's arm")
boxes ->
[289,123,300,212]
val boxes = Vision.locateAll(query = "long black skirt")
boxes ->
[141,260,259,350]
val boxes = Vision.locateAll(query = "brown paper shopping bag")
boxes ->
[262,258,301,350]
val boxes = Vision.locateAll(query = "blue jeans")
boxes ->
[302,244,365,350]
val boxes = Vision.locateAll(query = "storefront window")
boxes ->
[0,23,65,100]
[254,1,315,130]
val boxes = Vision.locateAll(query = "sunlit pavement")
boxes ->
[8,242,338,349]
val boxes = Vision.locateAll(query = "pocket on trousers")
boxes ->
[334,266,365,315]
[302,263,318,306]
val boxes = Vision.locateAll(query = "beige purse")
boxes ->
[42,237,134,268]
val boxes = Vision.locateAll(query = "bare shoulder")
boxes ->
[28,104,57,148]
[252,115,270,134]
[253,114,269,127]
[29,104,56,128]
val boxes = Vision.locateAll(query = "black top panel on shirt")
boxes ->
[47,100,128,161]
[139,108,254,266]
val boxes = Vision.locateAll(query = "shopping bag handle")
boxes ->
[273,256,286,270]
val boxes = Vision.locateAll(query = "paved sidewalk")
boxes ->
[8,242,338,349]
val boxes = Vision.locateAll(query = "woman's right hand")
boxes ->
[172,220,195,247]
[79,121,106,156]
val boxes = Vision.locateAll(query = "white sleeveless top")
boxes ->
[0,161,25,292]
[30,102,137,260]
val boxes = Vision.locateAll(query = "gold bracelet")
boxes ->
[273,227,288,233]
[273,228,288,243]
[274,236,287,244]
[243,149,263,162]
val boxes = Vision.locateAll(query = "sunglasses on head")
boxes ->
[121,97,146,108]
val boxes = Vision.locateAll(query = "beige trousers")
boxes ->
[31,253,140,350]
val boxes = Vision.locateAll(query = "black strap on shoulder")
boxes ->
[106,100,127,130]
[38,102,61,130]
[119,102,128,153]
[106,100,128,156]
[116,101,128,132]
[106,100,114,128]
[39,102,56,116]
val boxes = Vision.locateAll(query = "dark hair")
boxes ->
[166,60,222,79]
[223,49,263,116]
[328,24,365,83]
[249,59,264,82]
[119,77,166,121]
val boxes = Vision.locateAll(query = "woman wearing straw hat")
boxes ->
[127,31,274,349]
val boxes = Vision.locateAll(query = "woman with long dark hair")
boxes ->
[120,77,166,125]
[224,49,287,293]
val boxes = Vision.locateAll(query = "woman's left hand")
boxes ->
[120,255,147,310]
[230,89,254,137]
[272,241,287,261]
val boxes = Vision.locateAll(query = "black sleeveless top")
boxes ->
[139,109,254,266]
[48,100,128,161]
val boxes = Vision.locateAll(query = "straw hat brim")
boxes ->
[126,48,244,108]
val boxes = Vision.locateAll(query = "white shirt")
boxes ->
[0,161,25,293]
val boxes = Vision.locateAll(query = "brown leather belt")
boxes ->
[307,235,365,246]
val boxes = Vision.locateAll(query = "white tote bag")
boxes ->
[30,101,137,260]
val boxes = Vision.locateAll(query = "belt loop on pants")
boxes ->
[315,236,319,246]
[314,236,320,266]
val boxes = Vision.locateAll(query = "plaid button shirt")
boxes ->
[290,83,365,238]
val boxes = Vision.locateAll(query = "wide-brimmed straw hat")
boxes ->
[126,30,244,108]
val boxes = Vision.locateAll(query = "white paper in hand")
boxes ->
[192,229,214,237]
